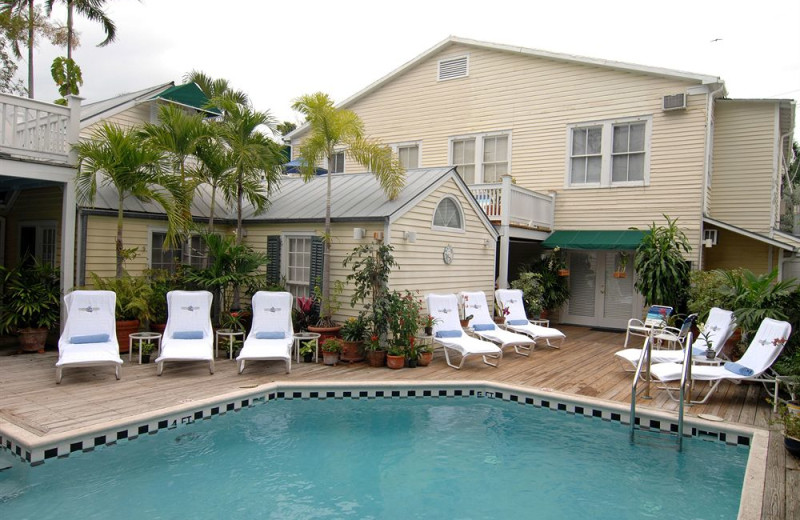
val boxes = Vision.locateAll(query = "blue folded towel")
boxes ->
[507,319,529,326]
[70,333,110,344]
[255,331,285,339]
[173,330,204,340]
[436,329,463,338]
[724,362,753,376]
[473,323,496,331]
[692,347,709,357]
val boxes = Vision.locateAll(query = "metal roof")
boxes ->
[81,167,457,223]
[81,82,174,125]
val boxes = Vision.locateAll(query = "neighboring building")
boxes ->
[287,36,798,328]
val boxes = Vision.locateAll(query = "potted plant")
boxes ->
[772,403,800,457]
[417,343,434,366]
[340,314,367,363]
[549,246,569,276]
[386,343,406,369]
[299,339,316,363]
[144,267,185,334]
[422,314,438,336]
[613,252,629,278]
[510,271,545,320]
[307,279,344,340]
[140,340,157,364]
[529,253,570,320]
[0,259,61,352]
[387,290,424,366]
[321,337,343,365]
[220,337,243,359]
[90,273,153,353]
[632,215,691,311]
[459,293,474,328]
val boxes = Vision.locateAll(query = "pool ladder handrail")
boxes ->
[629,329,694,452]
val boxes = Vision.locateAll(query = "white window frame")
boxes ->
[565,115,652,188]
[391,141,422,170]
[448,131,512,185]
[281,233,314,299]
[148,229,207,271]
[330,151,345,174]
[431,195,466,233]
[18,220,57,266]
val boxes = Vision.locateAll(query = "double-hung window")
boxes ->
[330,151,345,174]
[568,116,650,187]
[397,144,420,170]
[19,221,57,266]
[150,231,207,272]
[285,236,312,299]
[450,132,510,184]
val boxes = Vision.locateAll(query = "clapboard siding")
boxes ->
[292,43,711,264]
[710,102,778,233]
[80,104,152,138]
[3,187,63,268]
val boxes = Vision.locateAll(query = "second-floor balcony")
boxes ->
[0,93,80,166]
[469,175,555,234]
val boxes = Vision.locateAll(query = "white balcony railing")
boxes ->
[0,93,81,165]
[470,176,554,231]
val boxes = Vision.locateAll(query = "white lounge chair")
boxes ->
[155,290,215,376]
[494,289,566,348]
[236,291,293,374]
[623,304,673,348]
[459,291,535,356]
[426,293,502,369]
[649,317,792,405]
[614,308,735,371]
[55,290,123,384]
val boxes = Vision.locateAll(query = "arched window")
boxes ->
[432,197,464,231]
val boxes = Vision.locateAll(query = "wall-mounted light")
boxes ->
[404,231,417,243]
[353,228,366,240]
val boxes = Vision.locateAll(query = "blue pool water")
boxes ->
[0,397,747,519]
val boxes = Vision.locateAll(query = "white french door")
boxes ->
[562,250,638,329]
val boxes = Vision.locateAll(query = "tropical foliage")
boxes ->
[292,92,405,323]
[633,215,691,309]
[0,258,61,332]
[510,271,545,319]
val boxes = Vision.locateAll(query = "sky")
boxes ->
[22,0,800,129]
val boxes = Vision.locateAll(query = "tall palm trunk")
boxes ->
[116,196,124,278]
[231,171,243,310]
[26,1,34,97]
[322,153,334,319]
[66,1,73,60]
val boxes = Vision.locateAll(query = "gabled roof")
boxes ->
[287,35,725,140]
[81,82,174,127]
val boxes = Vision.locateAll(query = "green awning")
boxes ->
[151,83,221,115]
[541,230,647,250]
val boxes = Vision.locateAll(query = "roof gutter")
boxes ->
[700,84,726,269]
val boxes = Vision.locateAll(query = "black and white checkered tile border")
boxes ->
[0,384,751,467]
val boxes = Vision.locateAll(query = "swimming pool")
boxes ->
[0,383,751,519]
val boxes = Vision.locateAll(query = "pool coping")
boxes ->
[0,380,766,519]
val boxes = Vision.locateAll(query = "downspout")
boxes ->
[701,84,725,270]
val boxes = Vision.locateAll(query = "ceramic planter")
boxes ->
[418,351,433,366]
[307,325,342,343]
[386,354,405,369]
[366,350,386,367]
[322,351,339,366]
[340,340,364,363]
[17,327,48,353]
[115,319,140,354]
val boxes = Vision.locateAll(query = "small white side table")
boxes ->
[216,329,245,360]
[293,332,321,363]
[530,319,550,327]
[129,331,162,364]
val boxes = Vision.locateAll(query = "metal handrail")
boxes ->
[629,335,651,441]
[677,331,695,452]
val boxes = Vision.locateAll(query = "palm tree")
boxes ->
[193,135,229,234]
[74,123,184,278]
[184,69,248,107]
[212,93,284,308]
[292,92,405,324]
[44,0,115,60]
[139,103,210,235]
[1,0,68,97]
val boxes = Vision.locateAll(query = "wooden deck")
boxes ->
[1,325,796,518]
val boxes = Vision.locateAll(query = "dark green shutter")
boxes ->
[309,236,325,312]
[266,235,281,285]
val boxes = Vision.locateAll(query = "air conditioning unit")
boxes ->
[703,229,718,246]
[662,93,686,111]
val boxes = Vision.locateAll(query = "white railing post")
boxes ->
[66,95,82,165]
[497,174,512,289]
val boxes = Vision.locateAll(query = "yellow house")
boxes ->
[287,36,797,328]
[77,167,498,322]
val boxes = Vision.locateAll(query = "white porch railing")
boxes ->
[470,176,554,230]
[0,94,81,165]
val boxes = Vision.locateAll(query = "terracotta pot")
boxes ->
[307,325,342,343]
[340,340,364,363]
[321,351,339,366]
[17,327,49,353]
[613,272,627,278]
[418,350,433,366]
[493,317,505,325]
[116,319,140,353]
[366,350,386,367]
[557,269,570,277]
[386,354,405,369]
[459,319,470,328]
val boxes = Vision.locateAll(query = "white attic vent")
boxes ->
[438,55,469,81]
[703,229,718,245]
[663,93,687,111]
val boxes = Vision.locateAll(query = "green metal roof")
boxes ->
[541,230,648,250]
[152,83,220,115]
